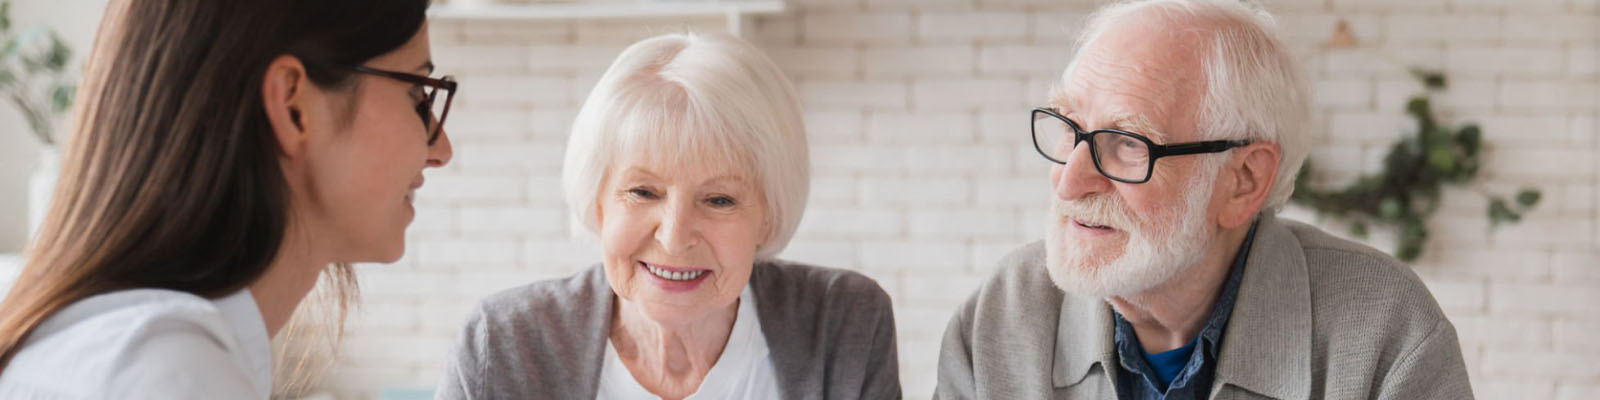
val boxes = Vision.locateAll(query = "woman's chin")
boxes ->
[632,293,733,324]
[348,241,407,265]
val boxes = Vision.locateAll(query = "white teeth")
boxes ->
[1076,220,1108,229]
[645,264,704,281]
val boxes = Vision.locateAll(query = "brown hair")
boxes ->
[0,0,427,371]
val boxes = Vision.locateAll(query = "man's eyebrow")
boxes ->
[1049,88,1169,142]
[1104,111,1167,142]
[1048,88,1072,109]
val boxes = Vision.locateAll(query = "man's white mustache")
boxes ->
[1053,195,1141,234]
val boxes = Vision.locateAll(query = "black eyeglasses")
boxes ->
[1031,107,1250,184]
[350,65,457,146]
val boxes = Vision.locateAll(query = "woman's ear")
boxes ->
[261,55,311,158]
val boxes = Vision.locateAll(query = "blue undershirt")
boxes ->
[1142,340,1199,388]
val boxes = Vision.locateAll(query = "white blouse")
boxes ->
[597,286,782,400]
[0,288,272,399]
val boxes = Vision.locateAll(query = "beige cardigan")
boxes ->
[935,214,1474,399]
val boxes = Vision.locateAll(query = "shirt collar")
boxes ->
[1209,214,1312,399]
[688,285,766,399]
[1051,289,1118,388]
[1198,220,1254,356]
[601,285,766,400]
[212,289,273,397]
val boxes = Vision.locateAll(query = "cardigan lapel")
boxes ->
[1210,214,1313,399]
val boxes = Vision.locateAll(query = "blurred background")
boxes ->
[0,0,1595,399]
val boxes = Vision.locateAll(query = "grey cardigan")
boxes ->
[935,214,1474,399]
[434,259,901,399]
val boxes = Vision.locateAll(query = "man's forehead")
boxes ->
[1051,43,1204,139]
[1067,10,1209,85]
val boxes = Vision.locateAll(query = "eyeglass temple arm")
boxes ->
[1151,139,1252,157]
[351,66,457,90]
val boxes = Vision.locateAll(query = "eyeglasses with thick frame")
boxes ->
[1031,107,1251,184]
[349,65,457,146]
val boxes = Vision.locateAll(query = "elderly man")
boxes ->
[935,0,1473,399]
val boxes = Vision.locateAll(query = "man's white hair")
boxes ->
[562,32,809,259]
[1064,0,1311,212]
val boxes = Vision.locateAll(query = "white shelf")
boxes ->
[429,1,787,25]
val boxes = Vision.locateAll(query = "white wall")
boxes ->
[0,0,105,252]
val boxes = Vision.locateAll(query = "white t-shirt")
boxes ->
[597,286,781,400]
[0,288,272,399]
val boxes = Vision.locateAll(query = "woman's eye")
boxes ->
[706,196,736,208]
[627,188,658,200]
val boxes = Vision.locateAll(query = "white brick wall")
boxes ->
[319,1,1600,398]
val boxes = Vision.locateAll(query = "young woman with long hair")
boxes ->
[0,0,455,397]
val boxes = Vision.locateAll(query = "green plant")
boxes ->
[0,0,76,147]
[1291,68,1540,262]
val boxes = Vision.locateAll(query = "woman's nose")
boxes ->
[653,201,700,255]
[427,127,454,167]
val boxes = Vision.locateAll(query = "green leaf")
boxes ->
[1426,146,1457,173]
[1350,220,1369,239]
[0,0,11,33]
[0,38,19,60]
[1384,140,1421,174]
[43,32,68,71]
[1396,241,1423,262]
[1379,197,1403,219]
[1457,124,1482,155]
[50,83,73,113]
[1396,217,1428,261]
[1516,189,1541,208]
[1406,97,1431,119]
[1352,175,1384,194]
[1408,68,1448,90]
[1422,73,1446,90]
[1488,198,1520,229]
[1462,158,1479,176]
[1401,218,1427,241]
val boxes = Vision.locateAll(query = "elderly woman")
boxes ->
[434,33,900,399]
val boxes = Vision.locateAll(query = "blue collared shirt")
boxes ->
[1112,222,1257,400]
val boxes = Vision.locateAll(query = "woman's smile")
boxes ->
[639,261,713,292]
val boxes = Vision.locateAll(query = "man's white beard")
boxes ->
[1044,166,1220,299]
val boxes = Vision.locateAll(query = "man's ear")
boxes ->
[261,55,311,158]
[1216,142,1280,229]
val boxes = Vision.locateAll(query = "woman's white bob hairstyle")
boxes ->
[562,32,809,260]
